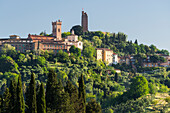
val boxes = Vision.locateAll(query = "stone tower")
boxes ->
[81,11,88,32]
[52,20,62,41]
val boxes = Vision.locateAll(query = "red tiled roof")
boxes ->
[28,34,54,38]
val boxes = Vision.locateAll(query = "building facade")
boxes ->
[96,48,113,65]
[0,20,83,54]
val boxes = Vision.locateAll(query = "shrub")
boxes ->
[164,97,170,103]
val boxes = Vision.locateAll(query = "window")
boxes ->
[48,45,49,47]
[61,46,62,47]
[58,29,60,32]
[44,45,46,47]
[55,45,57,47]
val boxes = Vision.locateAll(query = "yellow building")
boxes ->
[96,48,113,65]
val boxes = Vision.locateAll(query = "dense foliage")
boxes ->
[0,30,169,112]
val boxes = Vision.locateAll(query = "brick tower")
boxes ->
[81,11,88,32]
[52,20,62,41]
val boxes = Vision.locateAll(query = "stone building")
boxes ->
[0,20,83,54]
[81,11,88,32]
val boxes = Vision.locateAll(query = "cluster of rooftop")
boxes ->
[0,20,83,54]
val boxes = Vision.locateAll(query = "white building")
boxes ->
[64,30,83,50]
[113,53,118,64]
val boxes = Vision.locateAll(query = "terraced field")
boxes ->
[146,93,170,113]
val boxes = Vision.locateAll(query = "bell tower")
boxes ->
[52,20,62,41]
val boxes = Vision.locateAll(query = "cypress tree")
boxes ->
[65,80,79,112]
[78,74,86,103]
[37,82,46,113]
[114,72,118,82]
[65,80,78,112]
[78,74,86,113]
[55,79,72,113]
[16,75,25,113]
[3,88,11,113]
[0,95,2,113]
[86,99,102,113]
[9,79,17,113]
[26,73,37,113]
[46,69,58,112]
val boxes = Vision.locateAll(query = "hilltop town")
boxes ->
[0,10,170,113]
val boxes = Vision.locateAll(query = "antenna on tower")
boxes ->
[82,8,84,11]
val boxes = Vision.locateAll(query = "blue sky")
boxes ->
[0,0,170,51]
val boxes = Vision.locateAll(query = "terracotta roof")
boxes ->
[113,53,117,55]
[0,38,30,41]
[28,34,54,38]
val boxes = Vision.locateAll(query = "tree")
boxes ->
[0,44,17,58]
[62,32,71,38]
[149,44,157,54]
[93,31,105,39]
[25,73,37,113]
[78,74,86,113]
[16,75,25,113]
[0,55,19,73]
[46,69,58,111]
[69,45,81,57]
[55,79,72,113]
[128,76,149,99]
[134,53,147,66]
[70,25,83,36]
[159,56,167,63]
[148,83,157,95]
[18,54,26,64]
[114,72,118,82]
[150,55,159,63]
[56,50,69,63]
[134,39,138,45]
[0,95,2,113]
[9,79,17,113]
[36,56,46,66]
[37,82,46,113]
[92,36,102,47]
[56,71,68,84]
[2,88,11,113]
[86,99,102,113]
[83,46,95,58]
[144,45,151,54]
[65,80,78,112]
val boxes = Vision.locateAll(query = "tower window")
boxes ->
[58,29,60,32]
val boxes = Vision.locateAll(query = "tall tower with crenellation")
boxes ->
[52,20,62,41]
[81,10,88,32]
